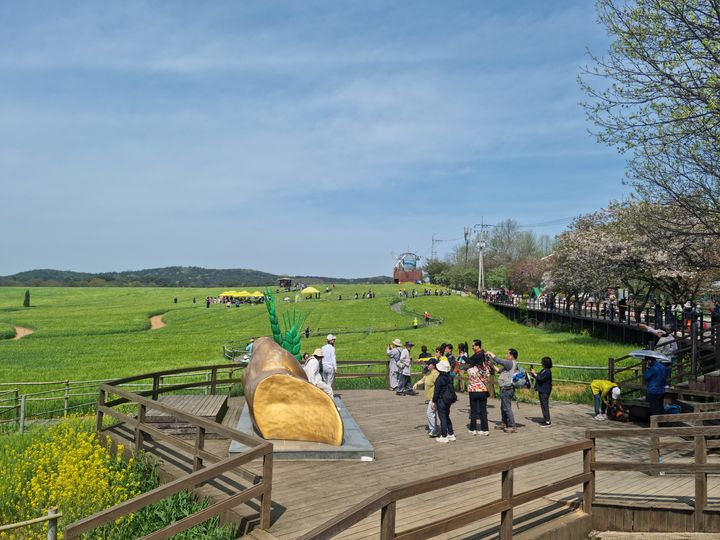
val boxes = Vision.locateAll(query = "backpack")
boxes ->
[512,366,531,390]
[441,383,458,405]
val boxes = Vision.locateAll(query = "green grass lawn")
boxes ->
[0,285,628,386]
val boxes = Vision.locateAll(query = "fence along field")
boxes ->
[0,285,627,425]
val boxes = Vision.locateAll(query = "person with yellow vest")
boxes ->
[590,379,621,420]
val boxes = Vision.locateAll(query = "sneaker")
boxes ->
[593,414,604,420]
[447,434,457,441]
[436,436,449,443]
[494,423,507,430]
[596,414,607,421]
[406,390,418,396]
[540,422,552,427]
[468,430,478,435]
[503,427,517,433]
[395,392,405,396]
[479,431,490,436]
[428,431,439,438]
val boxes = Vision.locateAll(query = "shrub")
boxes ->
[0,324,15,340]
[0,418,235,539]
[22,290,30,308]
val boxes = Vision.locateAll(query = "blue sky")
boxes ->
[0,0,629,278]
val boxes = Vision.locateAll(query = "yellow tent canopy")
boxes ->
[250,291,264,297]
[220,291,235,296]
[237,290,251,297]
[301,286,320,294]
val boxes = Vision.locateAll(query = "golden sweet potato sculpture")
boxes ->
[243,337,344,446]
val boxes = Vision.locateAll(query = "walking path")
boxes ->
[11,326,34,340]
[149,314,166,330]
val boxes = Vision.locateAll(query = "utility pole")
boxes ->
[473,218,492,294]
[431,233,440,260]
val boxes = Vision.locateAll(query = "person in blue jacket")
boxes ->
[643,355,667,416]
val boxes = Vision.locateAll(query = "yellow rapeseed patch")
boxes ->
[0,419,142,539]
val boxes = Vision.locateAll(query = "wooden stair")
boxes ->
[145,394,228,438]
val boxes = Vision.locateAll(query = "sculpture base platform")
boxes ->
[229,396,374,461]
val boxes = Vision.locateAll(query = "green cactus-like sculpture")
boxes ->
[264,288,307,360]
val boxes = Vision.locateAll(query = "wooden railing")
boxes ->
[297,439,594,540]
[63,365,273,539]
[587,424,720,530]
[608,321,720,396]
[649,410,720,474]
[0,508,62,539]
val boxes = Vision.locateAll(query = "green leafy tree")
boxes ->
[23,290,30,308]
[581,0,720,244]
[424,260,451,284]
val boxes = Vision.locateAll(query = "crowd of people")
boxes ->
[386,339,553,442]
[485,288,720,331]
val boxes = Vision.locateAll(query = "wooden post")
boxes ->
[193,426,205,472]
[583,443,594,515]
[96,388,106,434]
[151,375,160,401]
[380,501,396,540]
[19,395,26,434]
[694,433,707,531]
[13,389,19,428]
[608,358,615,382]
[260,451,273,529]
[500,468,514,539]
[210,368,218,395]
[47,507,58,540]
[650,418,660,476]
[64,381,70,417]
[136,404,146,453]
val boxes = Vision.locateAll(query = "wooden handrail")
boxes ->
[65,367,274,539]
[298,439,594,540]
[587,424,717,530]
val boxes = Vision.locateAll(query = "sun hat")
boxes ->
[611,387,621,400]
[392,338,402,347]
[327,334,337,341]
[312,348,324,357]
[436,360,452,372]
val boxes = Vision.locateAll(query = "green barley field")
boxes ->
[0,284,629,386]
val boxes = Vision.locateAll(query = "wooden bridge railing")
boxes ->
[649,410,720,475]
[64,366,273,539]
[296,439,594,540]
[588,424,720,530]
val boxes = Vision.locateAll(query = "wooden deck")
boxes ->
[107,390,720,538]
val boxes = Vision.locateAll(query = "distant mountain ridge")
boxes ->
[0,266,393,287]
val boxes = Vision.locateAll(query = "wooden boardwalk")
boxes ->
[108,390,720,538]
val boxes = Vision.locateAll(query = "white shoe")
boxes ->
[468,430,478,435]
[479,431,490,436]
[447,434,457,441]
[593,414,604,420]
[436,436,449,443]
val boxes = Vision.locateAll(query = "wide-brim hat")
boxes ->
[312,348,324,357]
[392,338,402,347]
[436,360,451,372]
[327,334,337,341]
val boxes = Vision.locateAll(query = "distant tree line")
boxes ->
[0,266,393,288]
[423,219,554,292]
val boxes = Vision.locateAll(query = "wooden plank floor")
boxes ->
[107,390,720,539]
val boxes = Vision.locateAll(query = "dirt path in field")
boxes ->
[149,314,166,330]
[12,326,34,340]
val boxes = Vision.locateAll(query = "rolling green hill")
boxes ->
[0,266,393,287]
